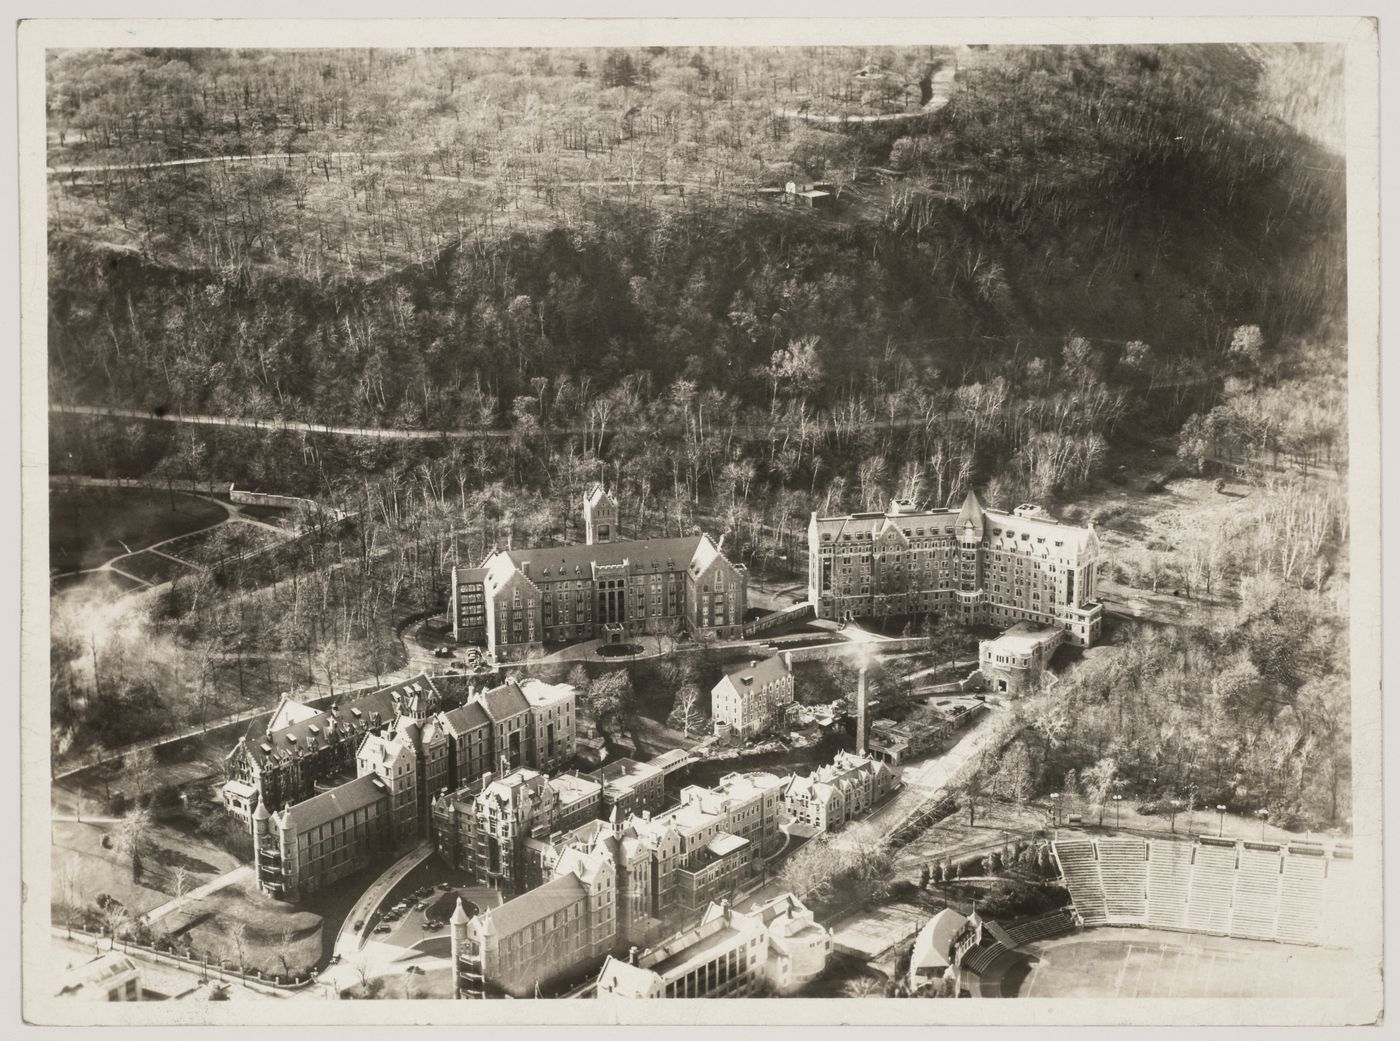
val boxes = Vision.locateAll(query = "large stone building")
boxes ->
[595,893,831,999]
[222,676,433,822]
[807,492,1103,647]
[448,487,749,660]
[779,752,898,833]
[710,652,796,740]
[430,766,602,896]
[449,845,618,998]
[443,756,883,998]
[241,676,577,902]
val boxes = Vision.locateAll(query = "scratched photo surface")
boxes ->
[22,19,1382,1027]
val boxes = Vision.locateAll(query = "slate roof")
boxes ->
[716,653,791,696]
[438,700,491,736]
[478,680,530,721]
[490,535,706,581]
[239,685,398,769]
[482,872,587,935]
[809,490,1096,557]
[278,774,389,833]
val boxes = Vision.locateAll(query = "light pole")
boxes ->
[1049,792,1059,828]
[1113,794,1122,830]
[1257,809,1270,841]
[1216,804,1227,837]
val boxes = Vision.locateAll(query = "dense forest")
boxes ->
[47,44,1354,829]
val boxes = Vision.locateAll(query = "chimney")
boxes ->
[642,810,651,821]
[628,945,640,966]
[856,664,868,755]
[782,651,792,671]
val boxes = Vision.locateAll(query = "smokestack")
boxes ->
[856,664,868,755]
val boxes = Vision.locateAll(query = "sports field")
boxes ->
[1004,927,1360,999]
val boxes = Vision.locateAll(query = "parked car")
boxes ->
[374,925,392,934]
[414,901,426,911]
[353,920,364,931]
[329,954,341,965]
[433,646,454,658]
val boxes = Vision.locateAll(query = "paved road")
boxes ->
[48,150,404,176]
[325,841,434,985]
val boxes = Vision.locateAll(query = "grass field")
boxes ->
[50,487,227,573]
[1006,928,1360,999]
[111,548,196,585]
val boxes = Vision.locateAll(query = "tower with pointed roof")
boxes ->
[583,485,619,545]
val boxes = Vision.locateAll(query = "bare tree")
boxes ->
[116,807,152,883]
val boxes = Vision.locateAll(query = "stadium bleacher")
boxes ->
[1001,908,1077,947]
[1145,838,1192,930]
[1321,853,1354,932]
[1231,845,1283,940]
[1185,842,1238,934]
[1052,839,1107,926]
[1096,838,1149,923]
[1277,850,1326,945]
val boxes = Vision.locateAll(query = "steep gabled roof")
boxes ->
[488,535,706,582]
[481,872,587,936]
[279,774,389,833]
[437,700,491,736]
[715,653,791,698]
[477,680,530,721]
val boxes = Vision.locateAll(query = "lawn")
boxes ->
[110,548,197,585]
[49,486,227,573]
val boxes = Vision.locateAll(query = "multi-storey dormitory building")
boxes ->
[222,675,441,822]
[225,675,576,823]
[240,676,577,903]
[450,843,619,999]
[807,491,1104,647]
[447,486,749,661]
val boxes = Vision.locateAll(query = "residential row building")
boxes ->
[710,652,796,741]
[241,675,578,902]
[595,893,832,999]
[807,492,1104,647]
[448,486,750,660]
[778,751,899,833]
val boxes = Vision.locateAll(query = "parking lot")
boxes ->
[365,858,501,957]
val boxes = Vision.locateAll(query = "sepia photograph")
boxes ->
[17,13,1383,1028]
